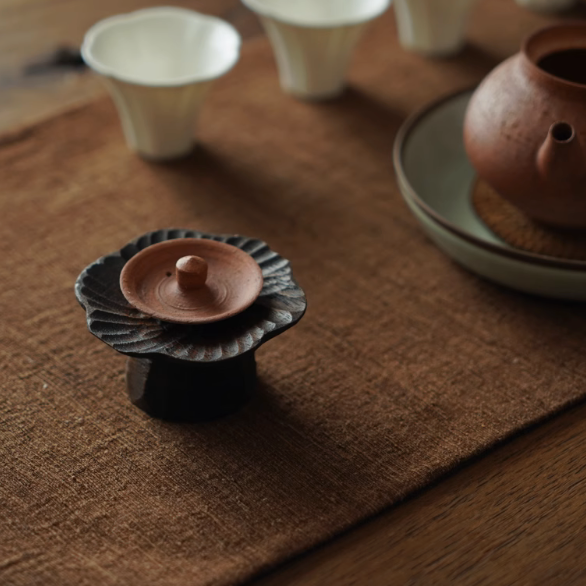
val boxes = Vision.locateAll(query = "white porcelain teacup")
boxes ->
[82,7,241,160]
[393,0,478,57]
[241,0,391,100]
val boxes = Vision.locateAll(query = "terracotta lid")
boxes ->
[119,238,263,324]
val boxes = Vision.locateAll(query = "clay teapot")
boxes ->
[464,24,586,229]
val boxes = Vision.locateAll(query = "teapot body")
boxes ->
[464,24,586,228]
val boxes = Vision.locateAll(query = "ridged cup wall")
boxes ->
[393,0,479,56]
[242,0,391,100]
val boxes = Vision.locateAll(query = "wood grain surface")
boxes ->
[258,401,586,586]
[3,0,586,584]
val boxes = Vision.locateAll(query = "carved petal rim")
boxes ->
[75,229,307,362]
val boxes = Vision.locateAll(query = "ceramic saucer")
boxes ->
[393,89,586,300]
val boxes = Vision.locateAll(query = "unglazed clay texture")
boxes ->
[82,7,241,159]
[75,229,307,362]
[394,89,586,301]
[464,24,586,228]
[119,239,264,324]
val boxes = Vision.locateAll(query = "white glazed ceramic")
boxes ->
[515,0,576,12]
[393,89,586,300]
[393,0,478,57]
[82,7,241,160]
[241,0,391,100]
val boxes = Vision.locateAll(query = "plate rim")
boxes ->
[393,87,586,273]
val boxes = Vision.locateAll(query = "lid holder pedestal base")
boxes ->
[125,352,257,421]
[75,228,307,422]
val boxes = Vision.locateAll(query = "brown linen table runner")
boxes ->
[1,4,585,585]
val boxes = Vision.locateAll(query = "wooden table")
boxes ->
[4,1,586,584]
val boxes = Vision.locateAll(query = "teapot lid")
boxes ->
[119,238,263,324]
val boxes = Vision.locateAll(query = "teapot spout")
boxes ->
[537,122,585,183]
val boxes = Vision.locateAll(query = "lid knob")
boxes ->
[176,255,208,290]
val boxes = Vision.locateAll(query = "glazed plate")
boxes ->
[394,89,586,300]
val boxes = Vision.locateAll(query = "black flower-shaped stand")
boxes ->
[75,229,307,421]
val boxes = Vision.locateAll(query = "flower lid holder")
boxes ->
[75,229,307,421]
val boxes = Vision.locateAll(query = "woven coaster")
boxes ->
[472,178,586,261]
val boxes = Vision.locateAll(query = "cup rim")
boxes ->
[241,0,391,28]
[81,6,242,87]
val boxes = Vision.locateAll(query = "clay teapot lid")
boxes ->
[119,238,263,324]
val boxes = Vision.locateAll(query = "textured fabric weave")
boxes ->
[1,6,584,586]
